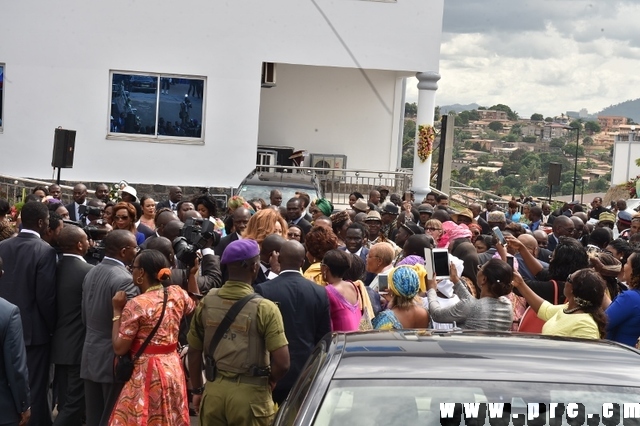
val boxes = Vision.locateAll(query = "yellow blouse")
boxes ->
[538,301,600,339]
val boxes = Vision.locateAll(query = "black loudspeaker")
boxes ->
[52,129,76,168]
[548,162,562,186]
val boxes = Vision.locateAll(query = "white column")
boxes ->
[411,71,441,198]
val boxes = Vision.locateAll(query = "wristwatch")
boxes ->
[190,386,205,395]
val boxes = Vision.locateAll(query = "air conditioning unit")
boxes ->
[310,154,347,181]
[261,62,276,88]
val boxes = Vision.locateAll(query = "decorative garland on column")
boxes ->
[417,124,435,163]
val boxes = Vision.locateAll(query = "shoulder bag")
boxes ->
[114,287,168,383]
[517,279,558,334]
[204,293,260,381]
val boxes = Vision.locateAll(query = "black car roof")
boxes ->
[240,170,319,188]
[330,330,640,387]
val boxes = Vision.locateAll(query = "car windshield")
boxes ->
[238,184,319,205]
[312,379,640,425]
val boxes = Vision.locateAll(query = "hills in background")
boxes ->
[439,99,640,122]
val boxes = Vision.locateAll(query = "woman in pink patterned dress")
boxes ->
[110,249,197,425]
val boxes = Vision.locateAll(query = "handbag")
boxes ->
[517,279,558,334]
[114,288,168,383]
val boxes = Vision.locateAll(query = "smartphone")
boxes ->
[378,274,389,292]
[506,256,514,269]
[492,226,506,246]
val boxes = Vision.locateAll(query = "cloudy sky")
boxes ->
[407,0,640,118]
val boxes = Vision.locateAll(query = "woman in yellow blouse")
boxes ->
[512,268,606,339]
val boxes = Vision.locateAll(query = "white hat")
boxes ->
[119,185,137,202]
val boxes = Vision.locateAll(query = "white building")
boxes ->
[0,0,444,188]
[611,128,640,186]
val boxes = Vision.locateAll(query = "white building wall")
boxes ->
[611,135,640,186]
[0,0,443,187]
[258,64,405,171]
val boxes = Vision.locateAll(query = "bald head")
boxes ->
[552,215,574,238]
[73,183,87,204]
[104,229,136,259]
[164,220,184,243]
[369,242,395,269]
[184,210,202,222]
[261,234,286,261]
[533,230,548,248]
[156,209,179,235]
[278,240,307,271]
[146,236,175,266]
[518,234,538,253]
[58,225,89,255]
[233,207,251,234]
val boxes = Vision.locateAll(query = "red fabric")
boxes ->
[517,280,558,333]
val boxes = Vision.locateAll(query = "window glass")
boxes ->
[312,380,640,426]
[109,72,204,140]
[0,64,4,130]
[280,349,326,425]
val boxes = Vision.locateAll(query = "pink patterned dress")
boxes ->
[109,285,196,426]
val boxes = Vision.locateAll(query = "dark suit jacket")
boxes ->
[0,298,30,424]
[214,232,239,257]
[80,257,139,383]
[65,201,85,222]
[215,233,239,283]
[169,253,223,292]
[292,218,312,235]
[0,232,57,346]
[547,233,560,252]
[255,271,330,393]
[155,200,175,211]
[51,256,94,365]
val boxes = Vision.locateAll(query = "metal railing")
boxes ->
[449,180,510,210]
[0,174,80,204]
[264,166,414,206]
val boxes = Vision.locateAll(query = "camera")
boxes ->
[62,219,110,261]
[172,217,220,267]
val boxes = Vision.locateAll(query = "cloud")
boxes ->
[421,0,640,117]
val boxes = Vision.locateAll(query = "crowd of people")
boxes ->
[0,181,639,425]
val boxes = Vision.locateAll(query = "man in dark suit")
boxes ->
[66,183,88,222]
[255,240,330,404]
[0,257,31,426]
[215,207,251,282]
[286,198,311,234]
[0,201,57,426]
[253,234,285,287]
[139,209,179,249]
[81,230,139,426]
[547,215,575,252]
[155,186,182,212]
[51,226,94,426]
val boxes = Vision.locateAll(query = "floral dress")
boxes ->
[109,285,196,426]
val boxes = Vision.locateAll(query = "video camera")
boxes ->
[62,219,110,261]
[173,217,220,267]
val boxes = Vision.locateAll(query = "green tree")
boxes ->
[405,102,417,118]
[522,136,537,143]
[545,117,554,122]
[434,106,440,122]
[569,120,583,130]
[471,141,483,151]
[627,117,637,125]
[582,136,594,146]
[550,138,565,148]
[584,121,601,135]
[530,113,544,121]
[401,119,416,168]
[562,143,585,157]
[489,104,519,121]
[510,123,522,136]
[505,134,517,142]
[488,121,504,132]
[477,154,491,165]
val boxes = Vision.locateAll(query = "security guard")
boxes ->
[188,239,289,426]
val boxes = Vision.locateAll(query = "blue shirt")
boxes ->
[606,289,640,346]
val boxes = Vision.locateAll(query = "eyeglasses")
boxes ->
[425,227,441,232]
[114,215,130,221]
[125,246,140,253]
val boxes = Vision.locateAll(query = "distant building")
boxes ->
[611,129,640,186]
[598,116,628,133]
[478,110,508,121]
[542,123,570,140]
